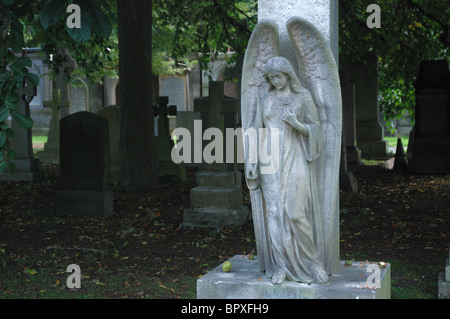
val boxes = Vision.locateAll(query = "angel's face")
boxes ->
[267,71,289,91]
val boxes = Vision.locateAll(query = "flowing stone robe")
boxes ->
[254,85,324,283]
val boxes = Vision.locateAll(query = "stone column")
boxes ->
[258,0,339,66]
[344,57,387,158]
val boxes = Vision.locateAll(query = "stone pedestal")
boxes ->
[197,255,391,299]
[438,248,450,299]
[181,171,249,229]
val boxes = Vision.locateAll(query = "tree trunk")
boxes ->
[117,0,159,192]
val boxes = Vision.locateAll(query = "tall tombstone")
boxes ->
[343,57,387,157]
[154,97,186,181]
[97,105,120,184]
[0,78,40,182]
[341,79,362,172]
[259,0,340,274]
[180,82,249,229]
[56,112,113,217]
[409,60,450,174]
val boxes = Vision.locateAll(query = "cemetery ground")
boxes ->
[0,159,449,299]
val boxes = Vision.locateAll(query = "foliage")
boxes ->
[153,0,257,74]
[339,0,449,127]
[0,0,115,172]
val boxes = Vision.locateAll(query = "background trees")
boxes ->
[1,0,448,185]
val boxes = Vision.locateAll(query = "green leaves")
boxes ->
[11,111,33,130]
[40,0,113,43]
[40,0,67,31]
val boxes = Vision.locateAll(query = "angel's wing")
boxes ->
[241,19,279,131]
[287,17,343,274]
[241,19,279,272]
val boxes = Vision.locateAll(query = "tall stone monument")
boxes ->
[197,0,390,299]
[408,60,450,174]
[0,78,40,182]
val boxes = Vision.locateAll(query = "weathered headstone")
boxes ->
[56,112,113,217]
[341,79,362,172]
[0,78,40,182]
[409,60,450,174]
[343,57,387,158]
[97,105,120,184]
[37,89,70,163]
[181,82,249,229]
[154,97,186,181]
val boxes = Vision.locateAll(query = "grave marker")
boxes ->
[56,111,113,217]
[0,78,40,181]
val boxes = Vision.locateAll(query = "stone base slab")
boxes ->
[56,190,114,217]
[197,255,391,299]
[438,272,450,299]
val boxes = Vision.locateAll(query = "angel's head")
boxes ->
[263,57,303,93]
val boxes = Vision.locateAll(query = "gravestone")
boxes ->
[37,89,70,163]
[343,57,387,158]
[197,0,390,299]
[0,78,40,182]
[154,97,186,181]
[160,76,187,112]
[438,246,450,299]
[56,112,113,217]
[408,60,450,174]
[341,79,362,172]
[181,82,249,229]
[97,105,120,184]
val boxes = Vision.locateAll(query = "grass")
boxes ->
[384,136,409,150]
[32,136,48,144]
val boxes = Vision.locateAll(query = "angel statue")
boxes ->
[241,17,342,284]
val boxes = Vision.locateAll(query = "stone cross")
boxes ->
[54,48,76,118]
[38,89,70,163]
[154,96,177,162]
[194,81,239,171]
[0,78,39,181]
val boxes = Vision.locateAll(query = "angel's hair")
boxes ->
[263,57,303,93]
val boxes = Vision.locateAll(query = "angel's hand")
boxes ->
[281,108,297,126]
[282,108,309,136]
